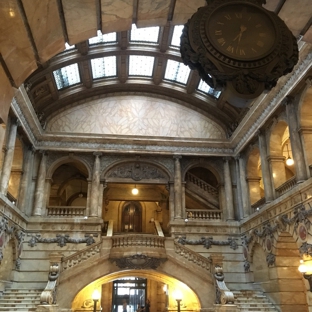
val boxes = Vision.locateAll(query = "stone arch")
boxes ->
[246,146,263,205]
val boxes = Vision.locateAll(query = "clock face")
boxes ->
[206,3,277,61]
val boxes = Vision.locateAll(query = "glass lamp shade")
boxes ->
[132,187,139,195]
[173,289,183,301]
[286,157,294,166]
[92,289,100,301]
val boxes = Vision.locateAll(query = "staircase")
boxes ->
[0,288,41,311]
[233,290,278,312]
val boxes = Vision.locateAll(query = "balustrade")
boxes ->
[251,197,266,210]
[47,206,86,217]
[111,234,165,248]
[186,209,222,220]
[185,172,218,198]
[275,176,297,197]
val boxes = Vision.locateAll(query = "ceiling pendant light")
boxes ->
[132,185,139,195]
[78,181,84,197]
[286,143,294,166]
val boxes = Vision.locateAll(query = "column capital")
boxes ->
[93,152,102,157]
[173,155,182,160]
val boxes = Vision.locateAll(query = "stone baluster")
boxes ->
[90,152,102,217]
[258,131,274,202]
[174,156,182,219]
[0,119,18,194]
[285,96,308,182]
[33,151,47,216]
[18,145,35,213]
[223,157,234,220]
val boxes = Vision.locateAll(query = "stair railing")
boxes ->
[214,265,235,305]
[185,172,218,198]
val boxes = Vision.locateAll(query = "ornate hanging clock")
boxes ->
[180,0,298,106]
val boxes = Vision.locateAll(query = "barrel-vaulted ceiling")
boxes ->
[1,0,312,155]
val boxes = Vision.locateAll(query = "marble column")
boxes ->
[0,123,6,172]
[285,96,308,182]
[218,184,227,220]
[33,151,47,216]
[223,158,234,220]
[167,182,174,222]
[173,156,182,219]
[235,157,243,220]
[90,152,101,217]
[239,157,250,217]
[258,131,274,202]
[0,120,18,194]
[98,181,106,218]
[86,178,92,216]
[18,145,35,213]
[182,181,186,219]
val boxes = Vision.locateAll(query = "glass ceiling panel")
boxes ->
[91,56,117,79]
[53,63,80,90]
[164,60,190,84]
[64,42,75,50]
[171,25,184,47]
[129,55,154,76]
[89,30,117,45]
[198,80,221,98]
[130,24,159,43]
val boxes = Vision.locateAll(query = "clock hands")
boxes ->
[233,25,247,54]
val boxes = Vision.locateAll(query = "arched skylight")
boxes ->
[198,80,221,98]
[89,30,117,45]
[129,55,155,76]
[91,56,117,79]
[164,60,190,84]
[171,25,184,47]
[53,63,80,90]
[130,24,160,43]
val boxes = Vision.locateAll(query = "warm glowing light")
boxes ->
[92,289,100,300]
[163,284,167,293]
[9,8,15,17]
[286,157,294,166]
[132,186,139,195]
[173,289,183,301]
[299,260,308,273]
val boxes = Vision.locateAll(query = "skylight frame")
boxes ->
[170,25,184,47]
[130,24,160,44]
[53,63,81,90]
[129,55,155,77]
[91,56,117,79]
[164,59,191,85]
[89,30,117,45]
[197,80,221,99]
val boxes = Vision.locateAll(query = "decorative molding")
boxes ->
[111,254,166,269]
[214,265,235,304]
[28,234,96,247]
[177,236,238,250]
[266,253,275,267]
[244,260,250,273]
[40,263,60,305]
[299,242,312,256]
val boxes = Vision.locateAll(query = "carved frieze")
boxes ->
[28,234,96,247]
[177,236,238,250]
[111,254,167,269]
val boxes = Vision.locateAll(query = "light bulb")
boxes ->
[132,187,138,195]
[286,157,294,166]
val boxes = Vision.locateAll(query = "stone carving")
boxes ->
[244,260,250,273]
[214,265,235,304]
[177,236,238,250]
[266,253,275,267]
[253,222,278,238]
[40,263,60,305]
[299,242,312,256]
[15,257,21,271]
[28,234,96,247]
[111,254,166,269]
[107,162,167,181]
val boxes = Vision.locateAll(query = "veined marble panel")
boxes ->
[0,0,37,86]
[101,0,133,33]
[136,0,170,27]
[62,0,97,45]
[172,0,206,25]
[0,65,14,124]
[46,96,225,139]
[22,0,65,63]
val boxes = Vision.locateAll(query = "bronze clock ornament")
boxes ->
[180,0,298,105]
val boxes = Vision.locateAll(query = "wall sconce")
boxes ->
[285,143,294,166]
[92,289,100,312]
[298,260,312,291]
[173,289,183,312]
[132,185,139,195]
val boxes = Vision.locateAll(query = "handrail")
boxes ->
[275,176,296,197]
[112,234,165,248]
[251,197,266,210]
[174,240,211,272]
[61,241,101,271]
[185,172,218,198]
[47,206,86,217]
[154,220,164,237]
[186,209,222,220]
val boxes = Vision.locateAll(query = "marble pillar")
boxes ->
[0,120,18,194]
[235,157,243,220]
[98,182,106,218]
[90,152,101,217]
[223,158,234,220]
[218,184,227,221]
[33,151,47,216]
[238,157,250,217]
[0,124,6,172]
[86,179,92,216]
[182,181,186,219]
[285,97,308,182]
[173,156,182,219]
[167,182,174,222]
[18,146,34,213]
[258,131,274,202]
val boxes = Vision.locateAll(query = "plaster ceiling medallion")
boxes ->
[180,0,299,106]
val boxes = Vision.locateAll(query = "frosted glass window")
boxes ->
[130,24,159,43]
[171,25,184,47]
[89,30,117,45]
[198,80,221,98]
[91,56,117,79]
[53,63,80,90]
[129,55,154,76]
[164,60,190,84]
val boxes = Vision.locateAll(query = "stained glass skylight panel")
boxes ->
[198,80,221,98]
[129,55,154,76]
[89,30,117,45]
[91,56,117,79]
[53,63,80,90]
[171,25,184,47]
[164,60,190,84]
[130,24,159,43]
